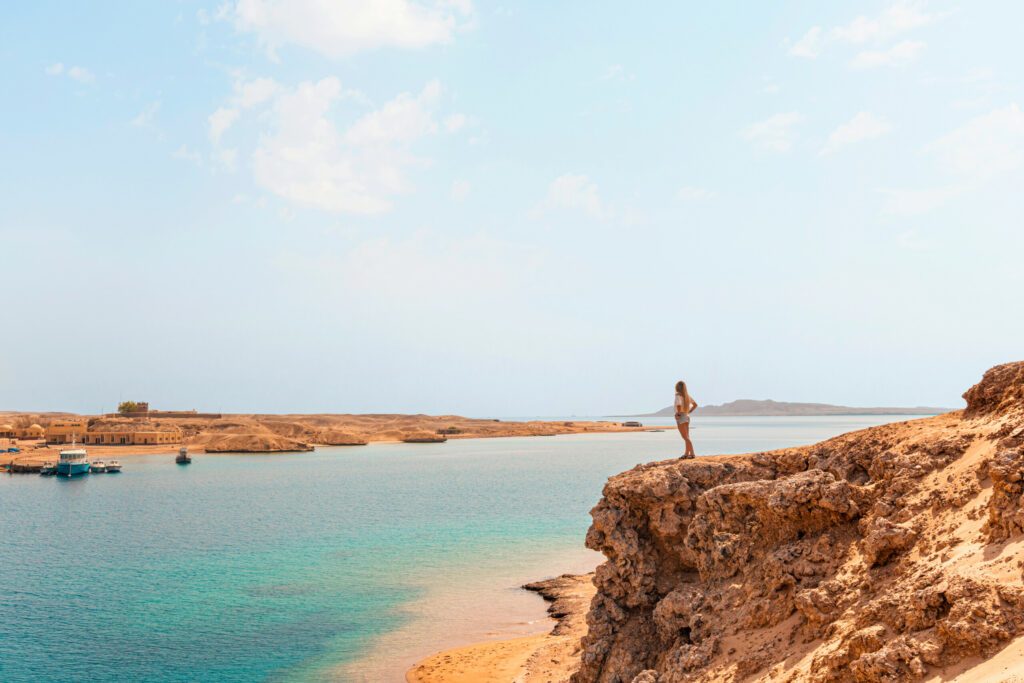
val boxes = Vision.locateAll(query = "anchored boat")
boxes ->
[56,448,90,477]
[39,462,57,476]
[176,447,191,465]
[106,460,122,473]
[91,460,107,473]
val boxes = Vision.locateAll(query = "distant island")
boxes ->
[634,398,953,417]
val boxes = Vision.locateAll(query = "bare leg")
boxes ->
[676,421,696,458]
[681,422,695,457]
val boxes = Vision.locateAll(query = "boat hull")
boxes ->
[56,462,91,477]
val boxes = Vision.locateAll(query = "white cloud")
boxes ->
[450,179,470,201]
[789,27,823,58]
[45,62,94,83]
[251,78,444,214]
[821,111,892,155]
[789,2,939,62]
[197,4,231,25]
[741,112,803,152]
[831,2,936,44]
[879,104,1024,215]
[172,145,203,165]
[602,64,624,80]
[131,101,161,128]
[231,0,474,58]
[208,107,241,143]
[850,40,925,69]
[601,64,634,82]
[537,174,605,219]
[928,104,1024,179]
[206,78,284,144]
[67,66,95,83]
[676,186,715,201]
[216,147,239,171]
[880,186,963,215]
[444,113,467,132]
[202,72,455,213]
[234,77,280,108]
[344,80,440,145]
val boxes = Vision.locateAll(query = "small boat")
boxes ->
[106,460,122,473]
[56,448,90,477]
[39,462,57,476]
[91,461,107,473]
[176,447,191,465]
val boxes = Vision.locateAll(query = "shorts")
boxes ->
[675,413,690,425]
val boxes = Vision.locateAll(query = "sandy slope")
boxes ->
[407,574,596,683]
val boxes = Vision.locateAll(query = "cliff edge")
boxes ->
[575,362,1024,683]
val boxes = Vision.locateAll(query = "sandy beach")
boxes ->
[406,573,595,683]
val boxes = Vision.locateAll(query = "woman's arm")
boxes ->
[690,397,698,411]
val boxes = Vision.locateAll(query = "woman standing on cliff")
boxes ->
[675,380,698,458]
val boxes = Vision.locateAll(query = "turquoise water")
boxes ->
[0,416,917,682]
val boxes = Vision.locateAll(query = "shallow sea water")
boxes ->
[0,415,919,682]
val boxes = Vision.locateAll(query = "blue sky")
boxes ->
[2,1,1022,415]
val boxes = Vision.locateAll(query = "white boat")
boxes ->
[91,460,107,473]
[106,460,122,473]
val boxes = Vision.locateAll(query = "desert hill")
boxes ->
[577,361,1024,682]
[639,399,950,417]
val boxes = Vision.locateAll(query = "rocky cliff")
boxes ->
[575,362,1024,683]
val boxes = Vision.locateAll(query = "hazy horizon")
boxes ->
[0,392,963,419]
[3,2,1022,415]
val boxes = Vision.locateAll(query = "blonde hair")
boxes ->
[675,380,690,410]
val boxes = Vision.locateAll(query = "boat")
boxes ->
[91,461,107,473]
[39,462,57,476]
[176,447,191,465]
[56,448,90,477]
[106,460,122,473]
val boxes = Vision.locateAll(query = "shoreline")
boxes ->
[1,418,658,472]
[405,573,595,683]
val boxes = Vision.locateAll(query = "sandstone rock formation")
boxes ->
[574,362,1024,683]
[402,432,448,443]
[199,433,314,453]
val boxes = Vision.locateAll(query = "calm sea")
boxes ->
[0,415,919,682]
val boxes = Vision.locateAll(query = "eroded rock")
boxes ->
[572,362,1024,683]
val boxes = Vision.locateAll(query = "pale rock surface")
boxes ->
[574,362,1024,683]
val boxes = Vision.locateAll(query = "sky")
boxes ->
[2,1,1023,416]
